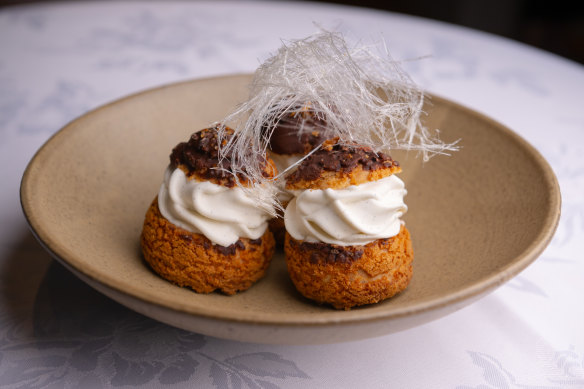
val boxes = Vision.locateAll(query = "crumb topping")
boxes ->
[286,138,399,185]
[170,126,274,187]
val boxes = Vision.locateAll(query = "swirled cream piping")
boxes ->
[284,175,407,246]
[158,167,272,247]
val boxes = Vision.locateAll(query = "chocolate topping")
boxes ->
[287,140,399,184]
[298,241,364,264]
[248,238,263,246]
[214,239,246,256]
[264,107,328,155]
[170,126,270,187]
[178,232,258,255]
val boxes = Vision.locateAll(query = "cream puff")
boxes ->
[141,126,276,295]
[283,139,413,309]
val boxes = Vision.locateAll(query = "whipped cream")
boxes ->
[284,175,407,246]
[270,153,303,203]
[158,167,272,247]
[270,153,303,176]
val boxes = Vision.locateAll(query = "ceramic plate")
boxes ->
[21,74,560,344]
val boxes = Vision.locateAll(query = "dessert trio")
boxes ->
[138,31,441,310]
[141,120,413,310]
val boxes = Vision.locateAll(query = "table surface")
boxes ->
[1,1,583,388]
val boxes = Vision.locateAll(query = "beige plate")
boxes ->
[21,74,561,344]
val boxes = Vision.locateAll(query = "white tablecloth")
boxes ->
[1,1,583,387]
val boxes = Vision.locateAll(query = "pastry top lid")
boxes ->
[285,138,401,190]
[170,126,275,188]
[264,104,328,155]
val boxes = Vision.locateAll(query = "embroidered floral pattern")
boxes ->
[0,263,310,388]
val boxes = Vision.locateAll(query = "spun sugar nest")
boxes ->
[214,30,459,211]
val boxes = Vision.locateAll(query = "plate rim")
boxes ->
[20,74,562,328]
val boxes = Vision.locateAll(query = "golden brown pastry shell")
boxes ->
[284,226,413,309]
[141,198,275,295]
